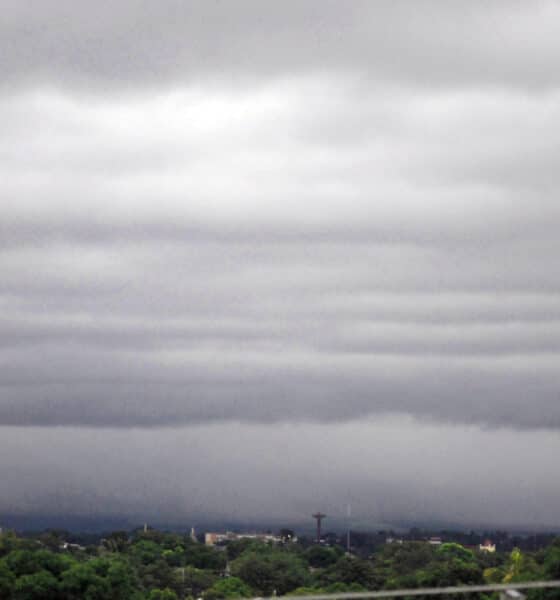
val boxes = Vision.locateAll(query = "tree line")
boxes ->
[2,527,560,599]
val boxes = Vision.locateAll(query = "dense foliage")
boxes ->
[1,527,560,599]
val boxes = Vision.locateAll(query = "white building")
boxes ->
[479,540,496,553]
[428,537,443,545]
[205,531,282,546]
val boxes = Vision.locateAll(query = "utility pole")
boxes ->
[346,503,351,553]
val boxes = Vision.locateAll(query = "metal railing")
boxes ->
[253,580,560,600]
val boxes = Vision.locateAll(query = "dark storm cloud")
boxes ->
[3,419,560,530]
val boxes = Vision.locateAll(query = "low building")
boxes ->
[479,540,496,553]
[205,532,230,546]
[60,542,86,551]
[205,531,283,546]
[428,537,443,545]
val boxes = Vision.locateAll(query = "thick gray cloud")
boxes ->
[1,82,559,430]
[1,1,559,528]
[2,1,560,90]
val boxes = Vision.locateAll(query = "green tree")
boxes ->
[148,588,179,600]
[504,548,540,583]
[377,542,434,578]
[418,558,482,587]
[185,544,227,571]
[60,563,111,600]
[37,530,68,552]
[129,540,164,565]
[0,559,16,599]
[136,558,178,593]
[226,539,263,562]
[183,566,218,597]
[0,532,22,558]
[437,543,475,562]
[13,570,60,600]
[204,576,252,599]
[483,566,506,584]
[5,550,43,577]
[289,586,322,595]
[305,545,341,568]
[544,539,560,579]
[322,555,377,589]
[537,539,560,600]
[5,549,73,579]
[231,549,309,595]
[102,531,129,554]
[105,558,142,599]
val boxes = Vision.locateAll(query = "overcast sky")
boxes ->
[1,1,560,531]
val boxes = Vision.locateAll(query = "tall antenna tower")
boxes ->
[312,512,326,543]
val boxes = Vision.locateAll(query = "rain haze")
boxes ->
[1,1,560,532]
